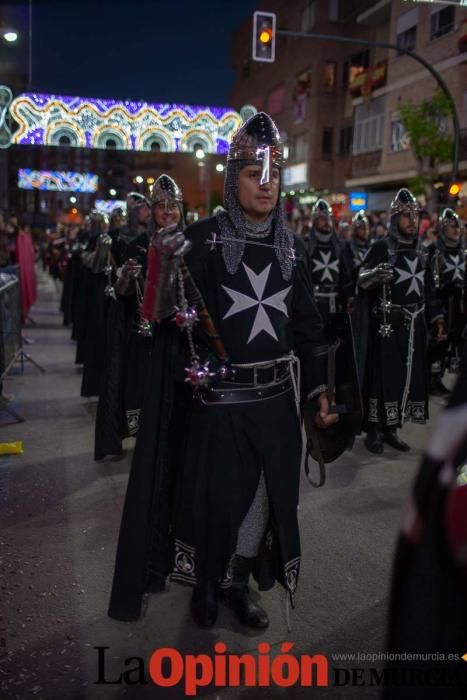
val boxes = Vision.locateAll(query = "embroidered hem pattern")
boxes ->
[171,539,197,586]
[284,556,300,604]
[126,409,141,436]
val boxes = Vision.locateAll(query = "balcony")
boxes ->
[349,60,388,98]
[356,0,391,27]
[350,151,382,179]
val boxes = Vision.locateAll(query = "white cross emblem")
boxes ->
[444,254,465,283]
[394,257,424,296]
[222,263,292,344]
[312,250,340,283]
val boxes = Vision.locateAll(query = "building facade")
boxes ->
[230,0,467,213]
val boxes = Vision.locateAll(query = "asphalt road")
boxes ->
[0,271,448,700]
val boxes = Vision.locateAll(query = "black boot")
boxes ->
[382,427,410,452]
[365,426,384,454]
[190,581,218,628]
[223,555,269,629]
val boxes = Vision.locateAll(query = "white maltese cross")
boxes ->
[222,263,292,343]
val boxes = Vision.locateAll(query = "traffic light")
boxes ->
[252,11,276,63]
[449,182,461,196]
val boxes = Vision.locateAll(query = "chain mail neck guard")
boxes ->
[216,161,294,281]
[313,228,333,244]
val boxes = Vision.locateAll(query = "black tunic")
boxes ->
[94,232,151,460]
[80,228,124,398]
[108,216,327,621]
[427,240,466,373]
[341,238,370,304]
[307,229,345,317]
[359,237,442,429]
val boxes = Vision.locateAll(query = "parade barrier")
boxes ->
[0,269,22,382]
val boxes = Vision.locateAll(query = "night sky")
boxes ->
[26,0,258,106]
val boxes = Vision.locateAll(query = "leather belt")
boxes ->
[388,303,425,312]
[224,362,290,386]
[200,374,293,406]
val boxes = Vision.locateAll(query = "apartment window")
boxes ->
[352,97,385,155]
[324,62,337,92]
[322,128,334,159]
[396,8,418,54]
[343,50,369,87]
[339,126,353,156]
[300,1,315,33]
[430,6,455,40]
[329,0,340,22]
[293,133,309,162]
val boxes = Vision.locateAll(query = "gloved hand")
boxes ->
[122,257,142,280]
[115,258,143,296]
[156,225,192,260]
[359,262,394,290]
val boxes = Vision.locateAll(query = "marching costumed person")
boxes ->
[385,349,467,699]
[427,208,466,395]
[74,211,107,373]
[306,198,345,318]
[358,188,444,455]
[341,209,371,311]
[94,182,181,460]
[108,112,336,630]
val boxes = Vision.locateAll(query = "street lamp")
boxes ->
[109,188,117,196]
[2,30,19,43]
[216,163,225,173]
[195,148,205,160]
[69,196,77,204]
[135,175,143,184]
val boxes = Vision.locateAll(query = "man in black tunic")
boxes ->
[94,179,185,460]
[341,209,371,311]
[108,112,336,630]
[358,188,444,454]
[427,208,466,394]
[306,198,345,318]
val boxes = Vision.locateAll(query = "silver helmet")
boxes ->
[352,209,369,228]
[439,207,460,230]
[389,188,418,219]
[227,111,284,186]
[125,192,149,237]
[127,191,150,210]
[150,175,183,207]
[389,188,419,240]
[311,198,333,221]
[439,207,461,247]
[219,111,293,281]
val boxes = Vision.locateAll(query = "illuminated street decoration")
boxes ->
[0,86,13,148]
[7,92,242,154]
[18,169,98,192]
[94,199,126,216]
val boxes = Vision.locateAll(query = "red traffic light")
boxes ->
[252,11,276,63]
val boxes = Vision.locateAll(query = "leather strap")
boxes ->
[199,376,293,406]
